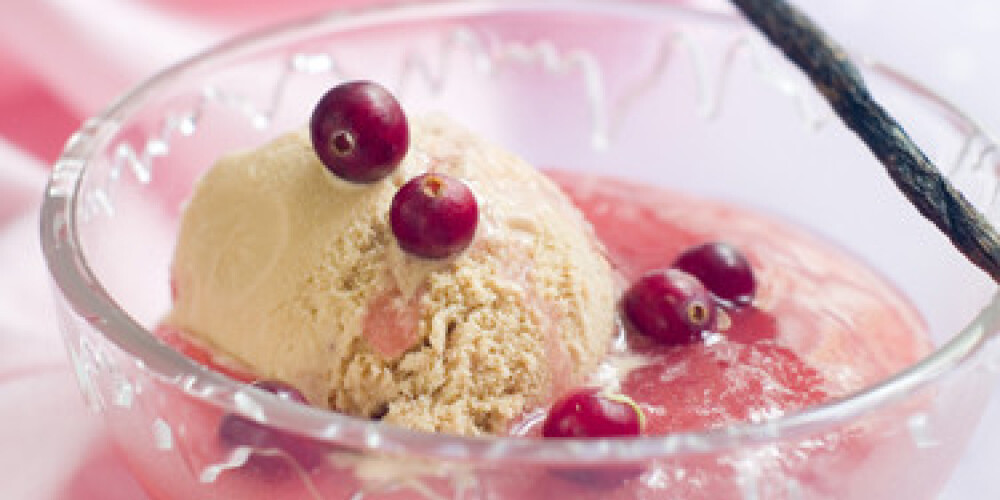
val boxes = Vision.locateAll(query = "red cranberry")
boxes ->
[543,389,644,439]
[673,242,756,305]
[218,380,321,480]
[543,389,644,487]
[623,269,715,345]
[390,173,478,259]
[310,80,408,183]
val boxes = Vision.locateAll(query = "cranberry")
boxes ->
[390,173,478,259]
[310,80,408,183]
[673,241,756,305]
[218,380,321,480]
[542,389,644,439]
[542,389,644,487]
[623,269,715,345]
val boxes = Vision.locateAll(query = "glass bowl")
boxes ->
[40,1,1000,499]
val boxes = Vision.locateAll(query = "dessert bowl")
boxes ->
[40,1,1000,499]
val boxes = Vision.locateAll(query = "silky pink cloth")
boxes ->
[0,1,996,498]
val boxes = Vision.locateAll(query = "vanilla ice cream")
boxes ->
[166,115,617,435]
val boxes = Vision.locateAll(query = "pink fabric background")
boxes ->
[1,1,997,498]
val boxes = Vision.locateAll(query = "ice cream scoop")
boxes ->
[166,114,618,435]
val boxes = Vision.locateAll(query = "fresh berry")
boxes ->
[623,269,715,345]
[310,80,408,183]
[390,173,478,258]
[542,389,644,487]
[673,242,756,305]
[542,389,644,439]
[218,380,321,480]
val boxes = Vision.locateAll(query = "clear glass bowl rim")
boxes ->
[39,0,1000,465]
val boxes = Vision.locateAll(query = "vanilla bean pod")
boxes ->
[730,0,1000,283]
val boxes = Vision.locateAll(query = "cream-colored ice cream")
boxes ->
[167,115,616,435]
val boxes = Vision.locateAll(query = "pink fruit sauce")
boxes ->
[547,170,931,436]
[148,171,932,499]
